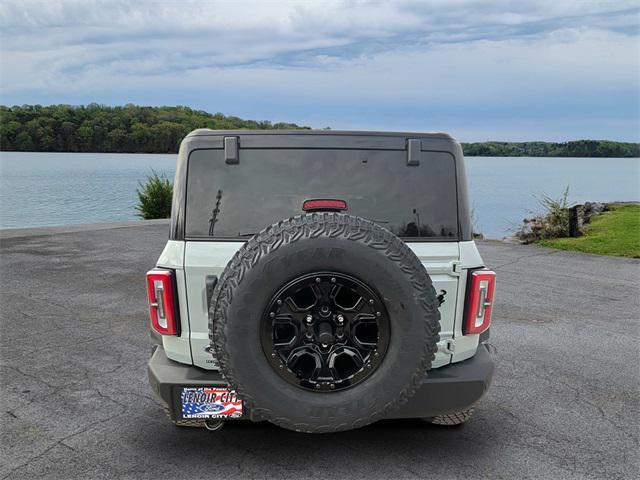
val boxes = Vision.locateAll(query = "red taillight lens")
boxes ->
[463,269,496,335]
[302,199,348,211]
[146,269,179,336]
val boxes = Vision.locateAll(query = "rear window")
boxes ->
[185,148,459,240]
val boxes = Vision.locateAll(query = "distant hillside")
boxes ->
[461,140,639,158]
[0,104,309,153]
[1,104,638,157]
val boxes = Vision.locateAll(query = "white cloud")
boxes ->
[2,0,637,77]
[0,0,638,140]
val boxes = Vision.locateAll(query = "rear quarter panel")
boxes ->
[155,240,192,365]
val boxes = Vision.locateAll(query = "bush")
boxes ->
[514,187,572,242]
[136,171,173,219]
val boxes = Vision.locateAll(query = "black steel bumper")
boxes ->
[148,343,495,423]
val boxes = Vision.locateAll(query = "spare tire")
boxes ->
[209,212,440,433]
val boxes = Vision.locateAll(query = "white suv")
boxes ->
[147,130,495,433]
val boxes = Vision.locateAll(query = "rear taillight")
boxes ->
[463,269,496,335]
[146,269,179,336]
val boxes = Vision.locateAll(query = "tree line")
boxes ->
[1,104,638,157]
[461,140,639,158]
[0,104,308,154]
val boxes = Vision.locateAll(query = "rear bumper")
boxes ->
[148,343,495,423]
[386,342,495,419]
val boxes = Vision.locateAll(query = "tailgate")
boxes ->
[184,241,459,370]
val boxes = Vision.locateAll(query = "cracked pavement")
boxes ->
[1,223,638,479]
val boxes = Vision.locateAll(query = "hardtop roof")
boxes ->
[180,129,460,153]
[186,128,455,140]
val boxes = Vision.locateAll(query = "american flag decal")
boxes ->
[181,387,243,419]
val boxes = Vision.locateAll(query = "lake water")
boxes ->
[1,151,638,238]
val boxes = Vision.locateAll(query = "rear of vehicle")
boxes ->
[147,130,495,432]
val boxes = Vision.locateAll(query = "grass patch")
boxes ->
[539,204,640,258]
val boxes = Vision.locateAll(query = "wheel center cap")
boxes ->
[317,321,335,345]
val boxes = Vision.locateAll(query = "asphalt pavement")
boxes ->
[1,222,638,479]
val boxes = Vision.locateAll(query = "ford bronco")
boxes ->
[147,129,495,433]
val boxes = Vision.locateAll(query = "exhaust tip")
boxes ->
[204,419,224,431]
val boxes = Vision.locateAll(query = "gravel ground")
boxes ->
[1,222,638,480]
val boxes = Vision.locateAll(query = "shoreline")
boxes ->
[2,203,638,242]
[1,150,639,159]
[0,219,170,240]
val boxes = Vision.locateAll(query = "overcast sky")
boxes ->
[1,0,638,141]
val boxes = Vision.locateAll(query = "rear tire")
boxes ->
[424,407,475,426]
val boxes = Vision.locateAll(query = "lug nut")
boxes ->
[315,277,321,283]
[306,314,313,324]
[269,312,275,318]
[369,299,374,304]
[331,277,336,283]
[376,311,381,317]
[337,314,344,324]
[277,299,282,305]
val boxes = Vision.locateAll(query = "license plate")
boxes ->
[180,387,243,419]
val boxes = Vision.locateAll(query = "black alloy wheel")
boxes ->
[261,272,390,392]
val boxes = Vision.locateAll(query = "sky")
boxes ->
[1,0,639,142]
